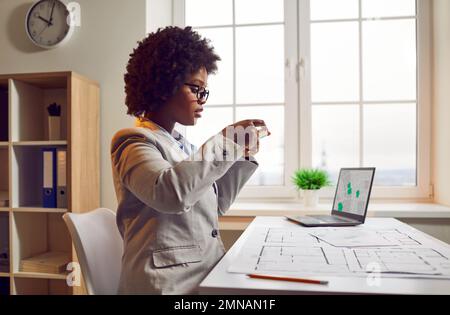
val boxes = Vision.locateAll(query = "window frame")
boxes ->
[299,0,432,201]
[173,0,432,202]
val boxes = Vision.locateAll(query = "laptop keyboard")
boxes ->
[312,216,353,223]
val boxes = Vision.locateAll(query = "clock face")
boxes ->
[26,0,72,48]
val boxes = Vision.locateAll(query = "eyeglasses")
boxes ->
[184,83,209,102]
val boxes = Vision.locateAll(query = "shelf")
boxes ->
[4,72,68,89]
[13,271,68,280]
[11,146,44,208]
[0,212,9,274]
[11,146,67,209]
[0,78,7,88]
[0,87,7,142]
[227,202,450,219]
[13,278,70,295]
[12,141,67,146]
[1,71,100,295]
[0,277,10,296]
[0,148,9,209]
[12,207,68,214]
[11,212,72,276]
[10,79,67,142]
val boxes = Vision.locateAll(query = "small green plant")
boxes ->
[292,168,331,190]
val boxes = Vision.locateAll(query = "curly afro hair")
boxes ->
[124,26,220,117]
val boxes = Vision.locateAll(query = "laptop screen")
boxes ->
[332,168,375,221]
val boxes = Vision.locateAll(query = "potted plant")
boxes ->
[292,168,331,207]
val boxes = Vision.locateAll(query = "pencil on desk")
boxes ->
[247,274,329,285]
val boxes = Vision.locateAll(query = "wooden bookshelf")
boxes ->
[0,71,100,295]
[12,207,68,214]
[12,141,68,146]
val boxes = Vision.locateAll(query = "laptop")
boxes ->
[286,167,376,227]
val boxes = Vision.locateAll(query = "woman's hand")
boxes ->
[221,119,271,157]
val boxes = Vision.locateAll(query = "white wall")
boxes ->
[432,0,450,206]
[147,0,173,33]
[0,0,146,211]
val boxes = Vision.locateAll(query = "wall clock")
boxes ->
[25,0,74,49]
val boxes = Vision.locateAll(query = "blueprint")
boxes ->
[309,227,422,247]
[228,227,450,279]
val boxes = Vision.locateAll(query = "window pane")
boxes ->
[195,27,233,105]
[236,25,284,104]
[186,107,233,148]
[312,105,360,184]
[362,0,416,18]
[363,19,416,101]
[363,104,416,186]
[311,22,359,102]
[235,0,284,24]
[185,0,232,27]
[310,0,359,21]
[236,106,285,186]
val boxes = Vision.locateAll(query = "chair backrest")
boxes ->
[63,208,123,295]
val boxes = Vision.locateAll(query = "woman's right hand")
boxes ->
[221,119,271,156]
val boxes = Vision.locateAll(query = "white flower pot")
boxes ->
[302,189,319,208]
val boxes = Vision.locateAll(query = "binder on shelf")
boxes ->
[57,148,67,209]
[42,148,57,208]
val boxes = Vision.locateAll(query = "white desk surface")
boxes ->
[199,217,450,295]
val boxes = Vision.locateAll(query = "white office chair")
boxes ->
[63,208,123,295]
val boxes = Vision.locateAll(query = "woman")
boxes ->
[111,26,270,294]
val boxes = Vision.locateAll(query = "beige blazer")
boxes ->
[110,121,258,294]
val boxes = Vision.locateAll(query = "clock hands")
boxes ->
[37,23,49,37]
[38,0,56,28]
[49,0,56,24]
[38,15,53,26]
[36,1,54,38]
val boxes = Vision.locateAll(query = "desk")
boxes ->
[200,217,450,295]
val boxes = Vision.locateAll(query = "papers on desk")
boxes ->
[228,226,450,280]
[308,228,421,247]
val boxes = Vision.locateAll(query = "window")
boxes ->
[300,0,431,199]
[174,0,431,200]
[176,0,299,199]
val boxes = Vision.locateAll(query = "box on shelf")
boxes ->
[20,251,71,274]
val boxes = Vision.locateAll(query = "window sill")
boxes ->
[219,202,450,231]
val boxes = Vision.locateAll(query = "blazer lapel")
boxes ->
[135,118,190,161]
